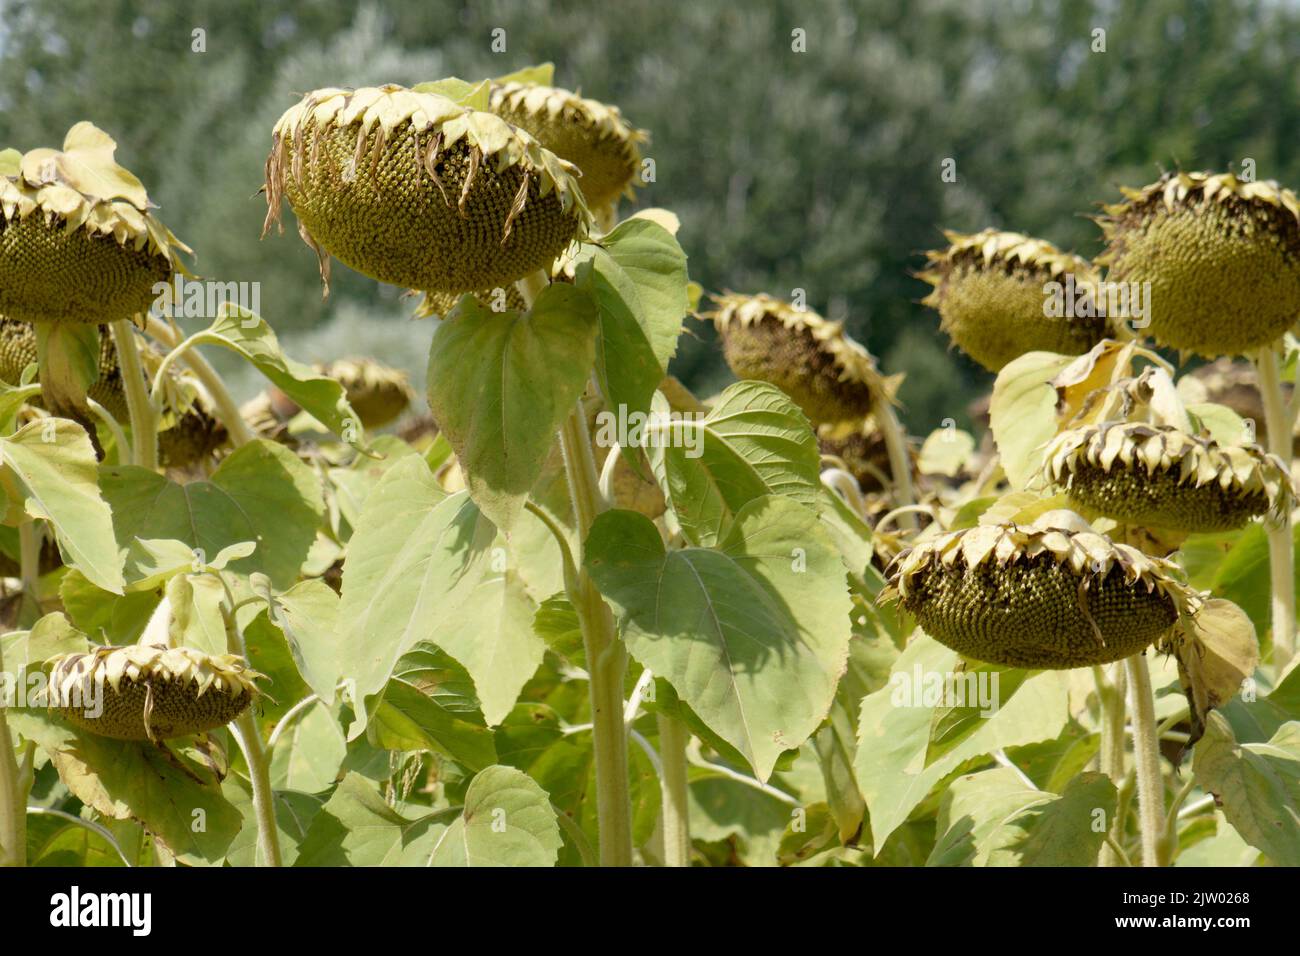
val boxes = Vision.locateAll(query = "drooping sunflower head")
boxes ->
[1042,421,1294,533]
[881,512,1194,668]
[317,357,415,429]
[47,644,263,742]
[919,229,1107,372]
[488,74,646,213]
[0,124,189,324]
[264,85,591,296]
[705,292,895,425]
[817,418,899,493]
[1096,171,1300,357]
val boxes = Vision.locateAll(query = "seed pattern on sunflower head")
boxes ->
[264,85,591,296]
[1042,421,1294,532]
[0,124,189,325]
[47,644,263,742]
[919,229,1107,372]
[705,292,896,425]
[881,512,1195,668]
[1096,171,1300,357]
[488,80,647,211]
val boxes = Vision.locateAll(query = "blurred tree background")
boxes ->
[1,0,1297,431]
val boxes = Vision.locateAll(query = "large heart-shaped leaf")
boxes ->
[574,217,690,420]
[928,768,1116,866]
[99,439,323,589]
[338,456,495,735]
[294,773,450,866]
[7,710,241,864]
[428,765,562,867]
[586,495,851,781]
[648,380,820,547]
[854,634,1071,849]
[426,283,598,530]
[2,419,124,593]
[1193,712,1300,866]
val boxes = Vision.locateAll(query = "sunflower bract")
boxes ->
[706,292,894,426]
[1043,421,1293,532]
[919,229,1106,372]
[264,85,590,295]
[47,644,262,742]
[0,123,188,324]
[489,81,646,211]
[882,516,1192,668]
[1096,171,1300,356]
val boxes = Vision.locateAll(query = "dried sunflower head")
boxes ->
[317,357,414,429]
[47,644,262,742]
[264,85,591,296]
[158,397,227,469]
[818,418,898,493]
[919,229,1107,372]
[705,292,896,425]
[1042,422,1293,532]
[881,512,1194,668]
[488,75,646,212]
[0,124,188,324]
[1096,171,1300,356]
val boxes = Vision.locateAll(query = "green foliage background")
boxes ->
[1,0,1297,430]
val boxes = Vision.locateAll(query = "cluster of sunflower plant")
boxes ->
[0,60,1297,870]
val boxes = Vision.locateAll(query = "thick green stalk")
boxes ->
[656,713,691,867]
[1094,663,1127,867]
[0,644,26,866]
[222,605,281,866]
[1254,345,1295,670]
[518,269,633,865]
[109,320,158,470]
[233,710,281,867]
[1124,654,1164,867]
[872,398,916,531]
[558,404,634,866]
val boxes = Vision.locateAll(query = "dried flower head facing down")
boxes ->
[317,357,415,429]
[47,644,263,743]
[0,123,189,324]
[1043,422,1294,533]
[705,292,897,426]
[919,229,1107,372]
[264,85,591,297]
[1096,171,1300,357]
[489,70,646,213]
[882,511,1196,668]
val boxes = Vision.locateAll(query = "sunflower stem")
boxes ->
[221,604,282,867]
[873,399,916,531]
[1124,654,1164,867]
[1094,662,1128,867]
[520,269,634,866]
[656,712,691,867]
[109,320,159,471]
[0,629,30,867]
[1253,344,1295,670]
